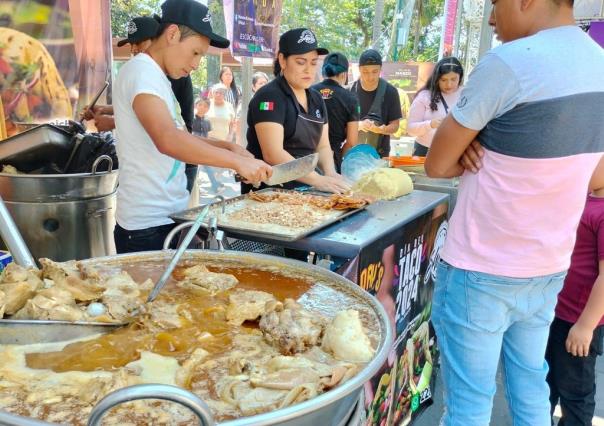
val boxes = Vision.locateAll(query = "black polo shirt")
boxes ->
[351,79,402,150]
[312,79,360,150]
[246,75,327,160]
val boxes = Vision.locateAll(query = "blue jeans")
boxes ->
[432,261,566,426]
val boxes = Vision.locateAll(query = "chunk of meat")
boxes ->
[0,264,43,290]
[322,310,375,362]
[14,287,84,321]
[180,264,238,295]
[0,289,5,318]
[148,302,183,329]
[259,299,326,355]
[0,281,36,315]
[101,272,143,321]
[250,368,320,390]
[226,290,277,325]
[176,348,210,388]
[0,263,29,283]
[39,258,104,302]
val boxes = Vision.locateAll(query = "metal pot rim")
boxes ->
[79,249,394,426]
[0,171,118,178]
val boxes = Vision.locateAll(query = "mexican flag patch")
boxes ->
[259,101,274,111]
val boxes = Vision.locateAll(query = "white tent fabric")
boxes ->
[574,0,604,19]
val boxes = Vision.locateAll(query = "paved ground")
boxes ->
[197,168,604,426]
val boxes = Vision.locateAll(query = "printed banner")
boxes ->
[340,202,449,425]
[0,0,112,138]
[224,0,283,58]
[440,0,458,58]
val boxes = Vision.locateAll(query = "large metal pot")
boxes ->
[0,160,118,261]
[0,250,393,426]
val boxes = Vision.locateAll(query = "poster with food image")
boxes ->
[350,202,447,425]
[0,0,111,138]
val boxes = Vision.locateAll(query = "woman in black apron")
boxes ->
[243,28,350,194]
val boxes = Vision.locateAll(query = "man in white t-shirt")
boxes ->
[113,0,271,253]
[424,0,604,424]
[207,83,235,141]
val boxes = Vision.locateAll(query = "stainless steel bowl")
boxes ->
[0,250,393,426]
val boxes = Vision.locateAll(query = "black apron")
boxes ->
[242,91,324,193]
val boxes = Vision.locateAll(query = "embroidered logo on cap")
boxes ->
[202,11,212,23]
[126,21,138,35]
[297,30,316,45]
[259,102,274,111]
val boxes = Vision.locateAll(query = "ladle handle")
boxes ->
[0,195,36,269]
[147,204,210,302]
[87,384,215,426]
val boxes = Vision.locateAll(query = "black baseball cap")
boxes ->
[359,49,383,66]
[279,28,328,56]
[160,0,230,49]
[324,52,349,70]
[117,16,160,47]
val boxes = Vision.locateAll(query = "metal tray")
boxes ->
[171,188,366,242]
[0,124,75,173]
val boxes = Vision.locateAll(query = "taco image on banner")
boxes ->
[0,27,72,136]
[407,321,433,395]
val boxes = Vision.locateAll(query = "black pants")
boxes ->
[545,317,604,426]
[114,223,177,254]
[412,142,429,156]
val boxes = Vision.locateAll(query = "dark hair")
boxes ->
[419,56,464,112]
[195,97,210,106]
[219,66,240,106]
[273,52,292,77]
[252,71,269,86]
[322,62,347,78]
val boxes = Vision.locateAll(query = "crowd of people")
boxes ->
[79,0,604,425]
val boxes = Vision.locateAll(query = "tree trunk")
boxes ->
[412,0,422,55]
[372,0,386,48]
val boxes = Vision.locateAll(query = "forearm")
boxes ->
[576,274,604,329]
[158,128,240,169]
[317,144,337,176]
[406,120,432,137]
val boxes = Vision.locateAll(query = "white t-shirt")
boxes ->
[207,101,235,140]
[113,53,189,230]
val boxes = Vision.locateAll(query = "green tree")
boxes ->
[111,0,162,37]
[280,0,396,60]
[398,0,445,62]
[110,0,207,90]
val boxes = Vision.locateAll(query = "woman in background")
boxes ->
[407,57,464,156]
[252,71,269,95]
[219,66,241,109]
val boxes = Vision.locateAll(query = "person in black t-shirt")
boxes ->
[311,52,359,173]
[245,28,350,194]
[351,49,402,158]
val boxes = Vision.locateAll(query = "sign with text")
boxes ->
[224,0,283,58]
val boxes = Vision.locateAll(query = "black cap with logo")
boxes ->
[278,28,328,56]
[359,49,383,66]
[160,0,230,49]
[117,16,160,47]
[324,52,349,70]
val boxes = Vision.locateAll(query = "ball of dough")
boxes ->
[352,168,413,200]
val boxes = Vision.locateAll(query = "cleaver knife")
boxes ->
[236,153,319,185]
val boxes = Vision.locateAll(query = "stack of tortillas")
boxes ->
[352,168,413,201]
